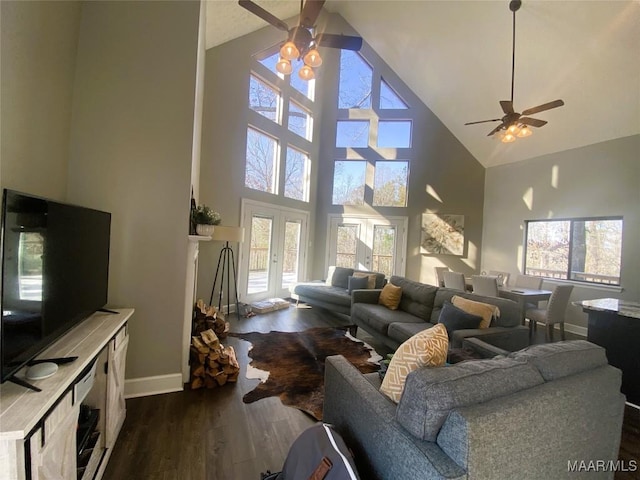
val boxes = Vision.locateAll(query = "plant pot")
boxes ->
[196,224,215,236]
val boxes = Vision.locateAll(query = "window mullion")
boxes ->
[567,220,575,281]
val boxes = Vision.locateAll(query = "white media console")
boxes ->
[0,308,133,480]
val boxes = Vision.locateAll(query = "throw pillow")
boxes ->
[451,295,500,329]
[380,324,449,403]
[378,283,402,310]
[347,275,369,293]
[331,267,354,289]
[437,302,483,338]
[353,271,377,289]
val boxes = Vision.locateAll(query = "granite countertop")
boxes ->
[574,298,640,320]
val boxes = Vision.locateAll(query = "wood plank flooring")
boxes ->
[103,304,639,480]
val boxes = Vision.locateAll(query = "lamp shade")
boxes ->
[211,226,245,243]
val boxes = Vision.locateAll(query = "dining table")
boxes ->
[498,287,553,327]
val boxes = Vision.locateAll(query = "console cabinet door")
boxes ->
[29,394,79,480]
[105,330,128,448]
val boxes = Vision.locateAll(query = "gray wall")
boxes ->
[200,13,486,296]
[482,135,640,331]
[1,0,81,200]
[1,0,201,383]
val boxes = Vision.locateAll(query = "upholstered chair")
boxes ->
[433,266,450,287]
[442,271,466,291]
[514,274,543,290]
[488,270,510,287]
[472,275,499,297]
[526,285,574,342]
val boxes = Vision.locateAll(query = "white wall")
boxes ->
[66,1,201,381]
[482,135,640,333]
[1,0,81,200]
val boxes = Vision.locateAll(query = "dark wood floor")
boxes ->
[103,305,639,480]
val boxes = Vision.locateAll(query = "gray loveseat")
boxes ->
[324,340,626,480]
[351,275,529,350]
[290,267,386,316]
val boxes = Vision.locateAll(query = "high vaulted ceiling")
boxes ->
[206,1,640,168]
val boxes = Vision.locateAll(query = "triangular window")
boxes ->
[379,79,408,109]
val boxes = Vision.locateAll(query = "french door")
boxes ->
[327,215,407,278]
[239,200,309,302]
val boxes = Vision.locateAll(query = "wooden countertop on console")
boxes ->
[0,308,134,440]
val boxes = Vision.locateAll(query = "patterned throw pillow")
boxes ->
[378,283,402,310]
[380,324,449,403]
[451,295,500,329]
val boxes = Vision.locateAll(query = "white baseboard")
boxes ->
[124,373,183,399]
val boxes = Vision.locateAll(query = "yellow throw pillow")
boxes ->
[451,295,500,329]
[380,324,449,403]
[353,272,377,289]
[379,283,402,310]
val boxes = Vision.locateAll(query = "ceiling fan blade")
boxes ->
[465,118,502,125]
[487,124,505,136]
[238,0,289,32]
[500,100,514,114]
[522,99,564,116]
[300,0,325,28]
[316,33,363,51]
[519,117,548,128]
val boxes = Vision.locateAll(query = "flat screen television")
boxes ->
[0,189,111,386]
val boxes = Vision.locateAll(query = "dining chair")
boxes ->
[514,274,543,290]
[526,285,574,342]
[488,270,510,287]
[472,275,499,297]
[443,271,466,291]
[434,266,450,287]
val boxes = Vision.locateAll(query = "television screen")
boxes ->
[1,189,111,383]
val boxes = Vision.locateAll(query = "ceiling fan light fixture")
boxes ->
[507,124,521,135]
[276,58,292,75]
[517,125,532,137]
[298,64,315,81]
[303,48,322,68]
[280,41,299,61]
[501,132,517,143]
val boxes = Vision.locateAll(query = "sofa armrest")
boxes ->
[451,326,529,350]
[351,288,382,305]
[323,355,466,480]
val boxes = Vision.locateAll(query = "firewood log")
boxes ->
[191,336,210,354]
[204,376,216,389]
[192,364,205,378]
[200,329,220,349]
[214,372,228,386]
[191,377,204,390]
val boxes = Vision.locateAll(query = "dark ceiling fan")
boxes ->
[465,0,564,141]
[239,0,363,78]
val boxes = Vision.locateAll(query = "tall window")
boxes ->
[333,51,413,207]
[524,217,623,285]
[245,52,314,202]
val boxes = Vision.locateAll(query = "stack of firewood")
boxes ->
[190,328,239,389]
[193,299,229,339]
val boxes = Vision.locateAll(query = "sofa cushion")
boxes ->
[390,276,437,320]
[431,288,521,327]
[387,322,435,345]
[451,295,499,329]
[353,271,377,289]
[396,356,544,441]
[509,340,608,381]
[293,284,351,307]
[348,275,369,293]
[379,283,402,310]
[331,267,354,289]
[380,324,448,403]
[437,302,483,338]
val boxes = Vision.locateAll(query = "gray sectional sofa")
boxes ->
[351,275,529,350]
[290,267,386,316]
[324,340,626,480]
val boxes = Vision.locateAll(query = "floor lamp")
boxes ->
[209,226,245,318]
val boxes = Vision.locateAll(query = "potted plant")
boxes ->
[191,205,221,236]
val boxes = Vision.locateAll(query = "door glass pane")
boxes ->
[248,216,273,294]
[372,226,396,277]
[282,221,301,289]
[336,224,358,268]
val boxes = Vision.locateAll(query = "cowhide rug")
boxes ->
[229,327,380,420]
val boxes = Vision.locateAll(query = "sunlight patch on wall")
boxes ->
[516,244,523,273]
[426,184,443,203]
[522,187,533,210]
[551,165,559,189]
[547,210,555,218]
[346,148,364,159]
[461,241,478,270]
